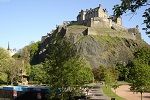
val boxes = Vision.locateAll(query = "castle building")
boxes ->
[39,5,142,63]
[40,4,141,49]
[77,4,122,28]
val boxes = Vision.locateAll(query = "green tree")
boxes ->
[128,47,150,100]
[14,46,31,76]
[28,41,41,65]
[92,65,105,82]
[104,67,118,87]
[43,37,93,99]
[112,81,119,93]
[13,41,40,65]
[116,63,129,81]
[0,47,32,85]
[129,62,150,100]
[0,48,10,60]
[19,46,31,76]
[7,59,23,85]
[62,57,93,86]
[0,48,11,84]
[1,57,23,85]
[30,64,47,84]
[134,47,150,64]
[113,0,150,36]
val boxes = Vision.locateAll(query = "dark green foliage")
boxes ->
[113,47,150,100]
[92,65,118,87]
[134,47,150,64]
[115,47,150,82]
[127,47,150,100]
[63,58,94,86]
[28,41,41,65]
[92,65,105,81]
[113,0,150,36]
[13,41,41,65]
[143,8,150,35]
[0,48,12,84]
[116,63,129,81]
[43,37,93,99]
[112,81,119,93]
[29,64,47,84]
[129,62,150,100]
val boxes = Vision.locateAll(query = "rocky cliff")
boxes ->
[39,24,149,68]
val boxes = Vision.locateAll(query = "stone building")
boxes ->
[7,42,17,57]
[77,4,122,28]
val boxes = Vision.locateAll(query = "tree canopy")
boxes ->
[113,0,150,36]
[128,47,150,100]
[30,64,47,84]
[43,37,93,99]
[0,48,25,85]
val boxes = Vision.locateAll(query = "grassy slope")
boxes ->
[102,86,124,100]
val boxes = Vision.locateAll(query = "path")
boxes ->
[112,85,150,100]
[84,83,109,100]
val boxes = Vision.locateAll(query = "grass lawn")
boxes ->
[117,81,130,85]
[102,86,124,100]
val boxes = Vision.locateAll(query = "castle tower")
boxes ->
[117,17,122,26]
[80,10,86,21]
[97,6,108,18]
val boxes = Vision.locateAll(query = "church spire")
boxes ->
[7,42,10,50]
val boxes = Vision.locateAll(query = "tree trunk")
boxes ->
[140,92,143,100]
[11,77,13,85]
[7,73,10,85]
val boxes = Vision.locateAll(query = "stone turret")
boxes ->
[77,10,86,23]
[80,10,86,21]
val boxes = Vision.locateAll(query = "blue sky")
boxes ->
[0,0,149,49]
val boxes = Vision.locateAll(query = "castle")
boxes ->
[41,4,141,40]
[41,4,142,46]
[76,4,122,29]
[39,5,141,56]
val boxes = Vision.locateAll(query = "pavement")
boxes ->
[113,85,150,100]
[84,83,110,100]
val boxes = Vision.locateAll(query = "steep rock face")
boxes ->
[40,25,149,68]
[75,36,138,68]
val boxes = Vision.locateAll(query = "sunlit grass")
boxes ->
[102,85,124,100]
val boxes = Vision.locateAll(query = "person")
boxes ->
[13,91,17,99]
